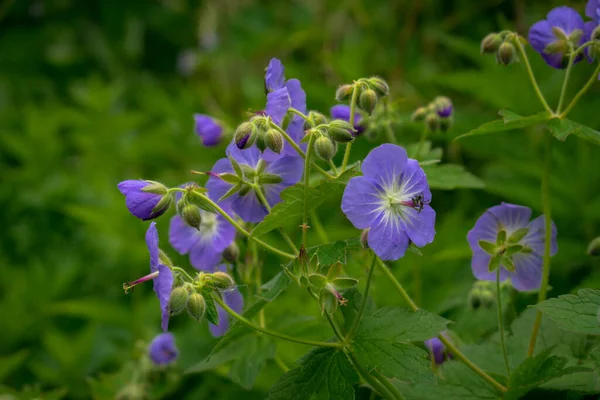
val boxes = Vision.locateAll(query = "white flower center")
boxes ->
[373,171,425,230]
[198,212,219,242]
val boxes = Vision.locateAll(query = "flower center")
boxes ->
[198,212,218,241]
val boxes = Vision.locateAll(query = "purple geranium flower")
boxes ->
[528,6,586,69]
[147,222,174,331]
[586,0,600,25]
[425,337,446,365]
[330,104,364,135]
[467,203,558,291]
[341,144,436,260]
[169,202,236,272]
[194,114,223,147]
[148,332,178,365]
[207,143,303,223]
[210,264,244,337]
[118,180,170,221]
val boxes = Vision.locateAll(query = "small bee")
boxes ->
[411,193,426,213]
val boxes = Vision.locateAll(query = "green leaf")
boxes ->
[267,347,358,400]
[251,166,359,237]
[422,164,485,190]
[228,336,276,389]
[534,289,600,335]
[455,110,551,140]
[307,237,362,267]
[339,287,376,334]
[0,350,29,382]
[545,118,600,145]
[352,307,449,382]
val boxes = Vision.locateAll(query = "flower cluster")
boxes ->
[411,96,454,133]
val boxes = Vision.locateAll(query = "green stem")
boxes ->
[341,83,360,172]
[346,254,376,340]
[328,159,339,176]
[309,209,330,243]
[385,121,397,144]
[415,124,429,159]
[302,134,316,246]
[197,193,295,259]
[371,370,405,400]
[288,107,310,120]
[496,268,511,381]
[274,355,290,372]
[346,351,397,400]
[253,183,299,254]
[560,62,600,118]
[213,294,343,348]
[528,133,554,357]
[511,36,553,114]
[375,257,508,393]
[556,48,575,114]
[171,266,194,282]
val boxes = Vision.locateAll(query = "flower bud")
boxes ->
[181,204,202,229]
[314,135,337,161]
[187,292,206,322]
[367,76,389,97]
[264,128,284,154]
[169,286,189,316]
[335,84,354,102]
[439,116,454,133]
[587,237,600,256]
[151,194,173,218]
[593,25,600,41]
[234,122,257,149]
[328,120,355,143]
[141,181,168,195]
[358,88,378,114]
[255,132,267,152]
[480,33,502,54]
[210,271,236,290]
[360,228,370,249]
[497,42,517,65]
[222,242,239,263]
[425,113,440,132]
[434,96,453,118]
[411,107,428,122]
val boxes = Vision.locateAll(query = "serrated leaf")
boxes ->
[534,289,600,335]
[455,110,551,140]
[339,287,376,334]
[545,118,600,145]
[267,347,358,400]
[307,237,362,267]
[251,166,359,237]
[229,336,276,389]
[422,164,485,190]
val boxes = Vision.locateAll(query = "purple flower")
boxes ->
[425,337,446,365]
[194,114,223,147]
[118,180,170,221]
[169,202,236,271]
[330,104,364,135]
[586,0,600,25]
[147,222,174,331]
[436,105,453,118]
[467,203,558,291]
[341,144,436,260]
[209,264,244,337]
[148,332,178,365]
[528,7,586,69]
[207,143,303,223]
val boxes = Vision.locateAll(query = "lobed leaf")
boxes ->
[454,109,551,140]
[534,289,600,335]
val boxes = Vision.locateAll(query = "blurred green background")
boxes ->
[1,0,600,398]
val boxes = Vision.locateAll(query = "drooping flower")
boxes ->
[148,332,178,365]
[467,203,558,291]
[169,200,236,271]
[194,114,223,147]
[207,143,303,223]
[341,144,436,260]
[118,180,171,221]
[425,337,446,365]
[528,7,586,69]
[330,104,364,135]
[147,222,174,331]
[209,264,244,337]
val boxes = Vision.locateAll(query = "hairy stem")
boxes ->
[511,36,553,114]
[371,370,405,400]
[497,268,511,381]
[560,62,600,118]
[341,83,360,172]
[346,351,397,400]
[556,49,575,114]
[302,134,316,246]
[253,183,299,254]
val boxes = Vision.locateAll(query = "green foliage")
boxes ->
[455,110,552,140]
[423,164,485,190]
[534,289,600,335]
[546,118,600,145]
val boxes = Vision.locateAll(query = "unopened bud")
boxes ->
[587,237,600,256]
[255,132,267,152]
[210,271,236,290]
[434,96,453,118]
[359,89,378,114]
[264,128,284,153]
[142,181,168,195]
[335,84,354,102]
[169,286,189,316]
[304,111,328,130]
[593,25,600,41]
[181,204,202,229]
[360,228,370,249]
[367,76,389,97]
[223,242,239,263]
[328,120,355,143]
[439,116,454,133]
[425,113,440,132]
[187,292,206,322]
[314,135,336,161]
[234,122,257,149]
[151,194,173,217]
[411,107,428,122]
[480,33,502,54]
[497,42,517,65]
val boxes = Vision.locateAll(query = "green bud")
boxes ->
[411,107,428,122]
[480,33,502,54]
[210,271,236,290]
[222,242,239,263]
[181,204,202,229]
[367,76,389,97]
[358,88,378,114]
[425,113,440,132]
[439,116,453,133]
[264,128,284,154]
[497,42,517,65]
[335,84,354,102]
[314,135,337,161]
[234,122,256,149]
[169,286,189,316]
[360,228,370,249]
[308,111,328,128]
[187,292,206,322]
[328,120,355,143]
[319,288,339,315]
[255,131,267,152]
[588,237,600,256]
[593,25,600,41]
[141,180,168,195]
